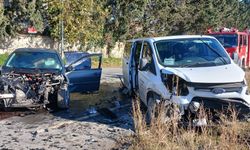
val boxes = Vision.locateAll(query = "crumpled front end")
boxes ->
[160,71,250,124]
[0,72,69,109]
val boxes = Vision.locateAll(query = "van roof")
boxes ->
[127,35,216,43]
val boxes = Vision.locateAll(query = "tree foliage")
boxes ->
[0,5,9,39]
[3,0,45,35]
[0,0,250,54]
[47,0,107,49]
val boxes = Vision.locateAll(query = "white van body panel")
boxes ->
[122,35,250,115]
[161,64,245,83]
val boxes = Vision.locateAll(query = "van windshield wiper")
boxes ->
[199,38,228,65]
[180,61,215,68]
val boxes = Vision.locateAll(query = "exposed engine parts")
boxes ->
[161,74,189,96]
[0,72,67,109]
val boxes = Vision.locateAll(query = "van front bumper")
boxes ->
[167,86,250,119]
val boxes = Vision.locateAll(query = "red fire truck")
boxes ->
[207,28,250,69]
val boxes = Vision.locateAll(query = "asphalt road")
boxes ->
[101,67,122,83]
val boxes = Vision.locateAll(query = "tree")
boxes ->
[27,0,45,33]
[0,5,9,40]
[47,0,107,50]
[237,0,250,29]
[3,0,45,34]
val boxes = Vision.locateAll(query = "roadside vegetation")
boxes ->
[1,1,249,56]
[99,58,122,68]
[130,98,250,150]
[0,53,8,65]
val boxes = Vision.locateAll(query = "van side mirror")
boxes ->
[139,58,150,71]
[232,52,239,63]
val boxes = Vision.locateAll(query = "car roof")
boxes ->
[127,35,216,43]
[14,48,58,54]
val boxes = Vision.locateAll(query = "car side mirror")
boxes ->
[66,66,74,72]
[139,58,150,71]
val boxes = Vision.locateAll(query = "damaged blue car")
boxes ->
[0,48,102,110]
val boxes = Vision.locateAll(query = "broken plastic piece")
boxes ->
[193,118,207,126]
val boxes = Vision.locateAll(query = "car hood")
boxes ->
[161,63,245,83]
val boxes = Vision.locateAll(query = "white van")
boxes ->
[122,35,250,122]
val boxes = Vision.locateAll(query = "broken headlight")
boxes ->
[161,73,189,96]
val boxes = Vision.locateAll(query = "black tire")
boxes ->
[146,93,160,124]
[46,92,58,112]
[146,93,180,125]
[0,100,5,111]
[146,96,154,124]
[57,88,70,110]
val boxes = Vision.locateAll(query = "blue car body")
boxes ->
[0,48,102,109]
[64,51,102,93]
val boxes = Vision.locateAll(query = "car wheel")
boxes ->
[57,88,70,110]
[0,100,5,111]
[47,92,58,111]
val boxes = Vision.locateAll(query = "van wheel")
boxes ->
[146,94,180,125]
[146,94,157,124]
[146,93,165,124]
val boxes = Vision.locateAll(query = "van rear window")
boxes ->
[124,42,132,58]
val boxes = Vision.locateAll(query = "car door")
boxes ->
[122,42,134,91]
[64,52,102,93]
[138,41,157,103]
[131,42,142,91]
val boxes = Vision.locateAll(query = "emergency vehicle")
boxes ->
[207,27,250,69]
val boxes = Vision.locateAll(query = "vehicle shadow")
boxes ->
[0,108,39,120]
[52,82,134,131]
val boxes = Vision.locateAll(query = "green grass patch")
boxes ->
[0,53,9,65]
[93,57,122,68]
[102,57,122,68]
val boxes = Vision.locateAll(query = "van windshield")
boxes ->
[154,38,231,68]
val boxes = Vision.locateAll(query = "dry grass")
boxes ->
[130,97,250,150]
[129,73,250,150]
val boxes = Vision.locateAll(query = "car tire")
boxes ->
[57,88,70,110]
[47,92,58,111]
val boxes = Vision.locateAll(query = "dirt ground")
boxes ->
[0,69,249,150]
[0,68,133,150]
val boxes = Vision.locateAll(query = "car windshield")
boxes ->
[210,34,238,48]
[5,51,62,70]
[154,38,231,68]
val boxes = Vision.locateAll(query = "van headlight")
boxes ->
[243,78,248,86]
[189,101,200,113]
[243,77,249,95]
[161,73,189,96]
[246,90,249,95]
